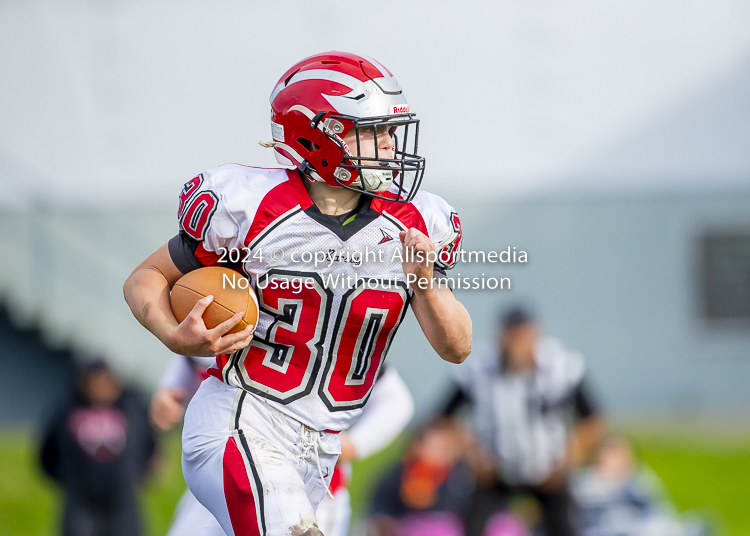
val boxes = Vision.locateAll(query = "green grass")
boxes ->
[1,427,749,536]
[630,432,750,536]
[0,432,60,536]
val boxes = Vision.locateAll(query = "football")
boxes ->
[170,266,259,334]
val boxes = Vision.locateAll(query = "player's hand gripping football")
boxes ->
[400,228,435,291]
[170,295,254,357]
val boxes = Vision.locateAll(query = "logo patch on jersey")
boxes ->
[378,229,394,244]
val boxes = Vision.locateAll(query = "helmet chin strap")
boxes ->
[299,161,325,182]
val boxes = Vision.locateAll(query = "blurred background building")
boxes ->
[0,0,749,533]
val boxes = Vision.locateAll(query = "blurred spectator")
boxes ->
[442,306,605,536]
[368,418,476,536]
[571,436,710,536]
[40,360,156,536]
[150,354,210,432]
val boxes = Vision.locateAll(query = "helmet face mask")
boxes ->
[269,52,426,203]
[326,112,425,203]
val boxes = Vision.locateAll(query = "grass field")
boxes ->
[1,427,748,536]
[629,430,750,536]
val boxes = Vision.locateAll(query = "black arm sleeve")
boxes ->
[440,384,472,417]
[572,379,599,420]
[168,232,204,274]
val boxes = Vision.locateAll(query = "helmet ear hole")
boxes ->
[296,137,321,152]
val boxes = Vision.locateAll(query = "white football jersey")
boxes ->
[172,164,462,431]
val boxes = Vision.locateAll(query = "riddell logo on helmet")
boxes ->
[391,105,410,114]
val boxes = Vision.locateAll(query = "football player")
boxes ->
[151,355,414,536]
[124,51,472,536]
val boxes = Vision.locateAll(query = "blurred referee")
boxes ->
[442,306,605,536]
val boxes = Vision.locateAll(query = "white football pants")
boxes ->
[182,377,340,536]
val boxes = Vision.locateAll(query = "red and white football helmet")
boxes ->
[268,51,425,203]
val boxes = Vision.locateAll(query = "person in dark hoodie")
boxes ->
[368,418,476,536]
[40,359,156,536]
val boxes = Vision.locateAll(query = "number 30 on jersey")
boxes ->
[227,270,410,411]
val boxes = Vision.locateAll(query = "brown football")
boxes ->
[170,266,259,334]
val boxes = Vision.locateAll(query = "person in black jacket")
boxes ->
[40,360,156,536]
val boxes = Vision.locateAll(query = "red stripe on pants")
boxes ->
[223,436,262,536]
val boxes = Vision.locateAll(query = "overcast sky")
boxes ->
[1,0,749,208]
